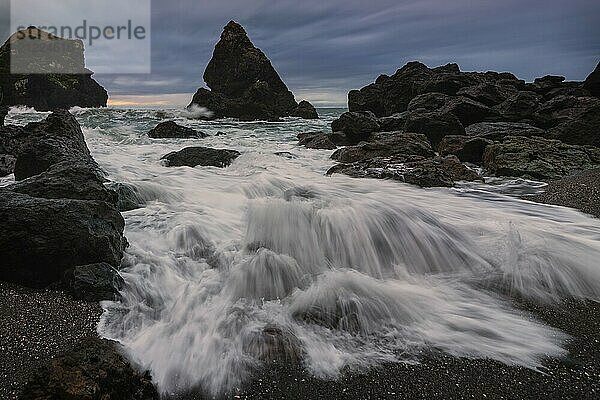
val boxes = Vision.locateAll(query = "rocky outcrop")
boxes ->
[331,133,434,163]
[0,153,15,176]
[107,182,146,212]
[403,110,465,148]
[162,146,241,168]
[438,135,493,164]
[407,93,493,126]
[148,121,206,139]
[0,106,7,125]
[584,61,600,98]
[483,136,600,181]
[529,168,600,218]
[330,111,380,144]
[62,263,124,302]
[465,122,545,141]
[297,132,337,150]
[21,337,159,399]
[189,21,315,121]
[291,100,319,119]
[0,27,107,111]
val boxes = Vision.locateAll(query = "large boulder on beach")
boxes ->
[403,110,465,148]
[297,132,337,150]
[148,121,206,139]
[62,263,124,302]
[162,146,241,168]
[0,27,107,111]
[438,135,493,164]
[189,21,301,121]
[0,190,126,288]
[291,100,319,119]
[583,62,600,98]
[407,93,493,126]
[483,136,600,181]
[493,91,541,122]
[21,337,159,400]
[465,122,546,141]
[330,132,434,163]
[0,109,95,180]
[330,111,380,144]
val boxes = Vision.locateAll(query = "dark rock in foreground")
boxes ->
[0,153,16,176]
[291,100,319,119]
[62,263,124,302]
[21,337,159,400]
[465,122,545,141]
[535,96,600,147]
[107,182,146,212]
[484,136,600,181]
[297,132,337,150]
[0,190,126,288]
[162,146,241,168]
[529,168,600,218]
[330,111,379,144]
[438,135,492,164]
[0,27,108,111]
[331,132,434,163]
[189,21,314,121]
[148,121,206,139]
[584,61,600,98]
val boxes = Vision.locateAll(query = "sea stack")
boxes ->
[189,21,318,121]
[0,27,108,111]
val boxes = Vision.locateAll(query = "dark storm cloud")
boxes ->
[2,0,599,105]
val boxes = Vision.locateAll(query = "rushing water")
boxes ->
[4,107,600,397]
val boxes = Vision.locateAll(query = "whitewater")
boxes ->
[4,107,600,397]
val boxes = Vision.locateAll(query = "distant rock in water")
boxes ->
[291,100,319,119]
[189,21,317,121]
[148,121,206,139]
[584,61,600,98]
[162,146,241,168]
[0,27,107,111]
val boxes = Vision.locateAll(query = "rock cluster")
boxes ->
[304,61,600,186]
[189,21,318,121]
[0,27,108,111]
[0,110,126,294]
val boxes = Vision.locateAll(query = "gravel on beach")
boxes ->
[0,282,102,400]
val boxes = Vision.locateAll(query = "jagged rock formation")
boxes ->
[189,21,317,121]
[320,61,600,185]
[162,146,241,168]
[584,61,600,98]
[0,27,107,111]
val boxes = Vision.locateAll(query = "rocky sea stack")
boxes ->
[0,27,108,111]
[189,21,317,121]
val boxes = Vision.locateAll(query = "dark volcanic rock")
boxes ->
[189,21,299,121]
[483,136,600,181]
[62,263,124,302]
[148,121,206,139]
[0,106,8,126]
[494,91,541,122]
[584,61,600,98]
[0,190,126,288]
[330,111,380,144]
[378,112,409,132]
[403,110,465,148]
[438,135,493,164]
[291,100,319,119]
[0,27,107,111]
[328,155,482,188]
[456,82,518,107]
[0,110,95,180]
[21,336,159,400]
[331,132,434,163]
[9,161,117,203]
[162,146,241,168]
[529,168,600,218]
[465,122,546,141]
[0,153,15,176]
[407,92,492,125]
[106,182,146,212]
[297,132,337,150]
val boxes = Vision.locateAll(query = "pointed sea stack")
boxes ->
[0,27,108,111]
[189,21,317,121]
[584,61,600,98]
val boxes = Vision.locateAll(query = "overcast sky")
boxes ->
[1,0,599,106]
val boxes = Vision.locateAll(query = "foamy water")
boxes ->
[5,107,600,397]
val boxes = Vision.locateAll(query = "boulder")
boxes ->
[533,96,600,147]
[494,91,541,122]
[0,153,15,176]
[62,263,124,302]
[0,110,95,180]
[106,182,146,212]
[188,21,300,120]
[0,106,8,126]
[330,111,380,144]
[483,136,600,181]
[328,155,482,188]
[438,135,493,164]
[148,121,206,139]
[465,122,546,141]
[291,100,319,119]
[0,190,126,288]
[378,112,409,132]
[162,146,241,168]
[331,132,434,163]
[456,83,518,107]
[297,132,337,150]
[0,27,107,111]
[21,337,159,399]
[8,161,117,203]
[403,110,465,148]
[583,61,600,98]
[529,168,600,218]
[407,92,492,125]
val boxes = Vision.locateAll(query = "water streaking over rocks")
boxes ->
[5,107,600,398]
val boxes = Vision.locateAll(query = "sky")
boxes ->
[1,0,599,107]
